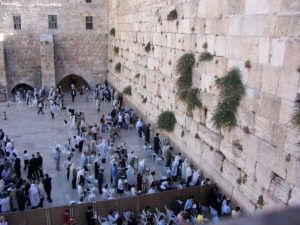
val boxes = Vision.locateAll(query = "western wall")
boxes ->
[108,0,300,212]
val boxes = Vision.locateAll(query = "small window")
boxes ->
[13,16,21,30]
[86,16,93,30]
[48,15,57,29]
[86,0,92,2]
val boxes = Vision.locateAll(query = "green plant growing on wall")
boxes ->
[110,28,115,36]
[109,59,113,63]
[186,88,202,112]
[145,42,151,52]
[142,97,147,103]
[115,62,121,73]
[135,73,141,79]
[176,53,202,114]
[291,102,300,128]
[114,46,119,54]
[122,86,132,96]
[176,53,195,94]
[199,52,214,62]
[212,68,245,129]
[167,9,178,21]
[157,111,177,132]
[257,195,265,208]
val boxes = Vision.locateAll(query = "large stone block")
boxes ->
[222,159,241,186]
[255,162,273,190]
[270,38,286,67]
[242,16,265,36]
[245,0,269,15]
[228,16,241,36]
[232,187,256,213]
[260,65,280,95]
[269,174,291,204]
[288,186,300,206]
[286,156,300,188]
[284,128,300,159]
[258,38,270,65]
[277,68,299,102]
[284,39,300,69]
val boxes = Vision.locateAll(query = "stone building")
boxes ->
[0,0,300,214]
[0,0,108,92]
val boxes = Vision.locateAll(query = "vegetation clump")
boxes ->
[113,46,119,54]
[115,62,121,73]
[135,73,141,79]
[122,86,132,96]
[167,9,178,21]
[212,68,245,129]
[291,102,300,128]
[145,42,151,52]
[110,28,115,36]
[157,111,177,132]
[176,53,202,114]
[199,52,214,62]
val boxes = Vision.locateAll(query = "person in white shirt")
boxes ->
[117,177,124,195]
[0,195,10,213]
[91,124,98,141]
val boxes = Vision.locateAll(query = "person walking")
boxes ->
[53,147,61,171]
[37,101,44,115]
[42,174,52,202]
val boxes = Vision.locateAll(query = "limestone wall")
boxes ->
[0,0,108,91]
[108,0,300,212]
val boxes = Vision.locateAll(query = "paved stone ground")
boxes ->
[0,94,166,209]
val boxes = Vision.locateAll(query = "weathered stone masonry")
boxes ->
[0,0,109,91]
[108,0,300,212]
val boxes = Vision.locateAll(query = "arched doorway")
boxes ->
[11,83,34,94]
[57,74,90,92]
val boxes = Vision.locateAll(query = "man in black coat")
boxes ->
[43,174,52,202]
[29,154,39,181]
[144,124,151,144]
[16,188,26,211]
[14,154,21,178]
[98,169,104,194]
[153,133,160,154]
[86,206,95,225]
[36,152,43,178]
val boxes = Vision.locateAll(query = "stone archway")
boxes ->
[11,83,34,94]
[57,74,90,92]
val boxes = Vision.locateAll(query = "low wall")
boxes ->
[1,185,215,225]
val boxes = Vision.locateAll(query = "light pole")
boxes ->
[3,111,7,120]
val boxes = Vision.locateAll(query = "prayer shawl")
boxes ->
[189,170,201,186]
[126,166,135,186]
[171,156,180,177]
[185,166,193,183]
[181,159,188,181]
[138,159,145,174]
[99,140,108,160]
[29,184,40,207]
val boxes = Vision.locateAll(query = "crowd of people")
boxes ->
[0,129,53,213]
[1,81,242,225]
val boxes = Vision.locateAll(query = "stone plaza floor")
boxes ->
[0,94,166,209]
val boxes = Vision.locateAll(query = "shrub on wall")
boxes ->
[291,103,300,128]
[212,68,245,129]
[114,46,119,54]
[115,62,121,73]
[110,28,115,36]
[157,111,177,132]
[145,42,151,52]
[122,85,132,96]
[176,53,202,113]
[199,52,214,62]
[167,9,178,21]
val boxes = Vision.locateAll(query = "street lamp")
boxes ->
[3,111,7,120]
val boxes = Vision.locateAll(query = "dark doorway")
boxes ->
[11,83,34,94]
[57,74,90,92]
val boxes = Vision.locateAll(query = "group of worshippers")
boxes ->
[55,82,214,204]
[0,129,53,213]
[92,195,241,225]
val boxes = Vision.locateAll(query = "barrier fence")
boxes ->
[1,184,215,225]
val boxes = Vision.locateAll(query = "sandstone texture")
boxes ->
[107,0,300,212]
